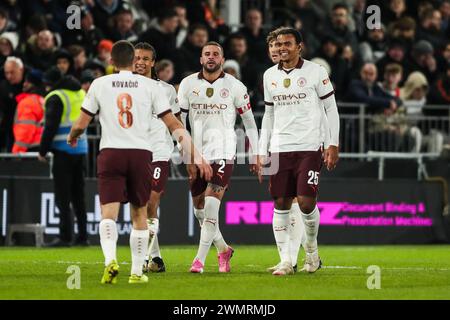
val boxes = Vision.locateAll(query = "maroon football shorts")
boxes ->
[269,149,323,199]
[190,159,234,197]
[150,161,170,193]
[97,148,152,207]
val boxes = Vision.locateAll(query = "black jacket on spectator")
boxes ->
[39,76,81,156]
[24,42,55,72]
[315,51,349,100]
[346,79,398,112]
[138,27,179,65]
[416,26,448,52]
[21,0,70,34]
[177,41,203,78]
[90,0,124,39]
[63,26,105,58]
[238,26,268,64]
[320,23,358,52]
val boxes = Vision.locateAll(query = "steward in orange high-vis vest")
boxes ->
[12,69,45,153]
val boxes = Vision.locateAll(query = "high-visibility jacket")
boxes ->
[44,89,88,154]
[12,93,44,153]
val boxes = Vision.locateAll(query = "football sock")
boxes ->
[99,219,118,266]
[146,218,161,259]
[130,228,149,276]
[195,207,227,252]
[289,202,304,266]
[273,209,291,264]
[300,205,320,253]
[195,196,220,264]
[150,234,161,258]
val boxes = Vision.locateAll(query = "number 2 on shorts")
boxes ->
[117,93,133,128]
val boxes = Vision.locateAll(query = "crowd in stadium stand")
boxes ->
[0,0,450,153]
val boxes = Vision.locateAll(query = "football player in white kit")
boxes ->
[134,42,181,273]
[263,28,333,274]
[67,40,212,284]
[178,41,260,273]
[258,28,340,275]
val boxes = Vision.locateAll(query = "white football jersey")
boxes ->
[178,71,251,161]
[149,80,180,161]
[263,59,334,152]
[82,70,171,152]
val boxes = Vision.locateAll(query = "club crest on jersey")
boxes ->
[297,77,307,87]
[283,78,291,88]
[206,87,214,97]
[220,88,229,98]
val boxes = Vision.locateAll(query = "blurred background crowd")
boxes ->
[0,0,450,155]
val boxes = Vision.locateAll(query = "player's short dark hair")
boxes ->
[276,27,303,44]
[202,41,224,56]
[111,40,135,68]
[135,42,157,61]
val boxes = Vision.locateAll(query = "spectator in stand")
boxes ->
[289,0,322,38]
[96,39,114,71]
[0,57,27,152]
[223,59,241,80]
[22,14,48,52]
[24,29,56,71]
[68,45,88,79]
[428,61,450,106]
[12,69,45,154]
[405,40,439,83]
[110,7,138,42]
[380,63,403,99]
[416,7,447,52]
[239,8,268,64]
[90,0,124,39]
[0,2,21,28]
[319,3,358,52]
[400,71,429,115]
[381,0,409,27]
[347,62,401,113]
[155,59,175,83]
[21,0,68,35]
[80,69,95,93]
[376,39,407,81]
[84,59,106,78]
[359,24,388,63]
[63,5,104,57]
[387,16,416,52]
[174,2,189,48]
[137,8,179,65]
[0,32,19,66]
[314,36,349,100]
[352,0,366,40]
[177,24,209,78]
[226,33,261,95]
[53,49,75,76]
[440,0,450,37]
[437,41,450,71]
[0,7,17,33]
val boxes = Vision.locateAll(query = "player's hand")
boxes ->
[37,154,47,163]
[249,155,261,181]
[66,135,78,147]
[197,158,213,181]
[324,145,339,171]
[186,164,197,181]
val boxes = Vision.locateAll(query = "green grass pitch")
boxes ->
[1,245,450,300]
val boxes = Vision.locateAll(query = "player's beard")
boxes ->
[203,62,221,74]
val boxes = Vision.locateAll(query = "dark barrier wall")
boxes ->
[0,177,448,245]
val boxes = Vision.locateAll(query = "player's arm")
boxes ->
[257,72,275,182]
[160,112,212,181]
[67,110,93,147]
[316,66,340,171]
[68,81,98,147]
[234,83,259,174]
